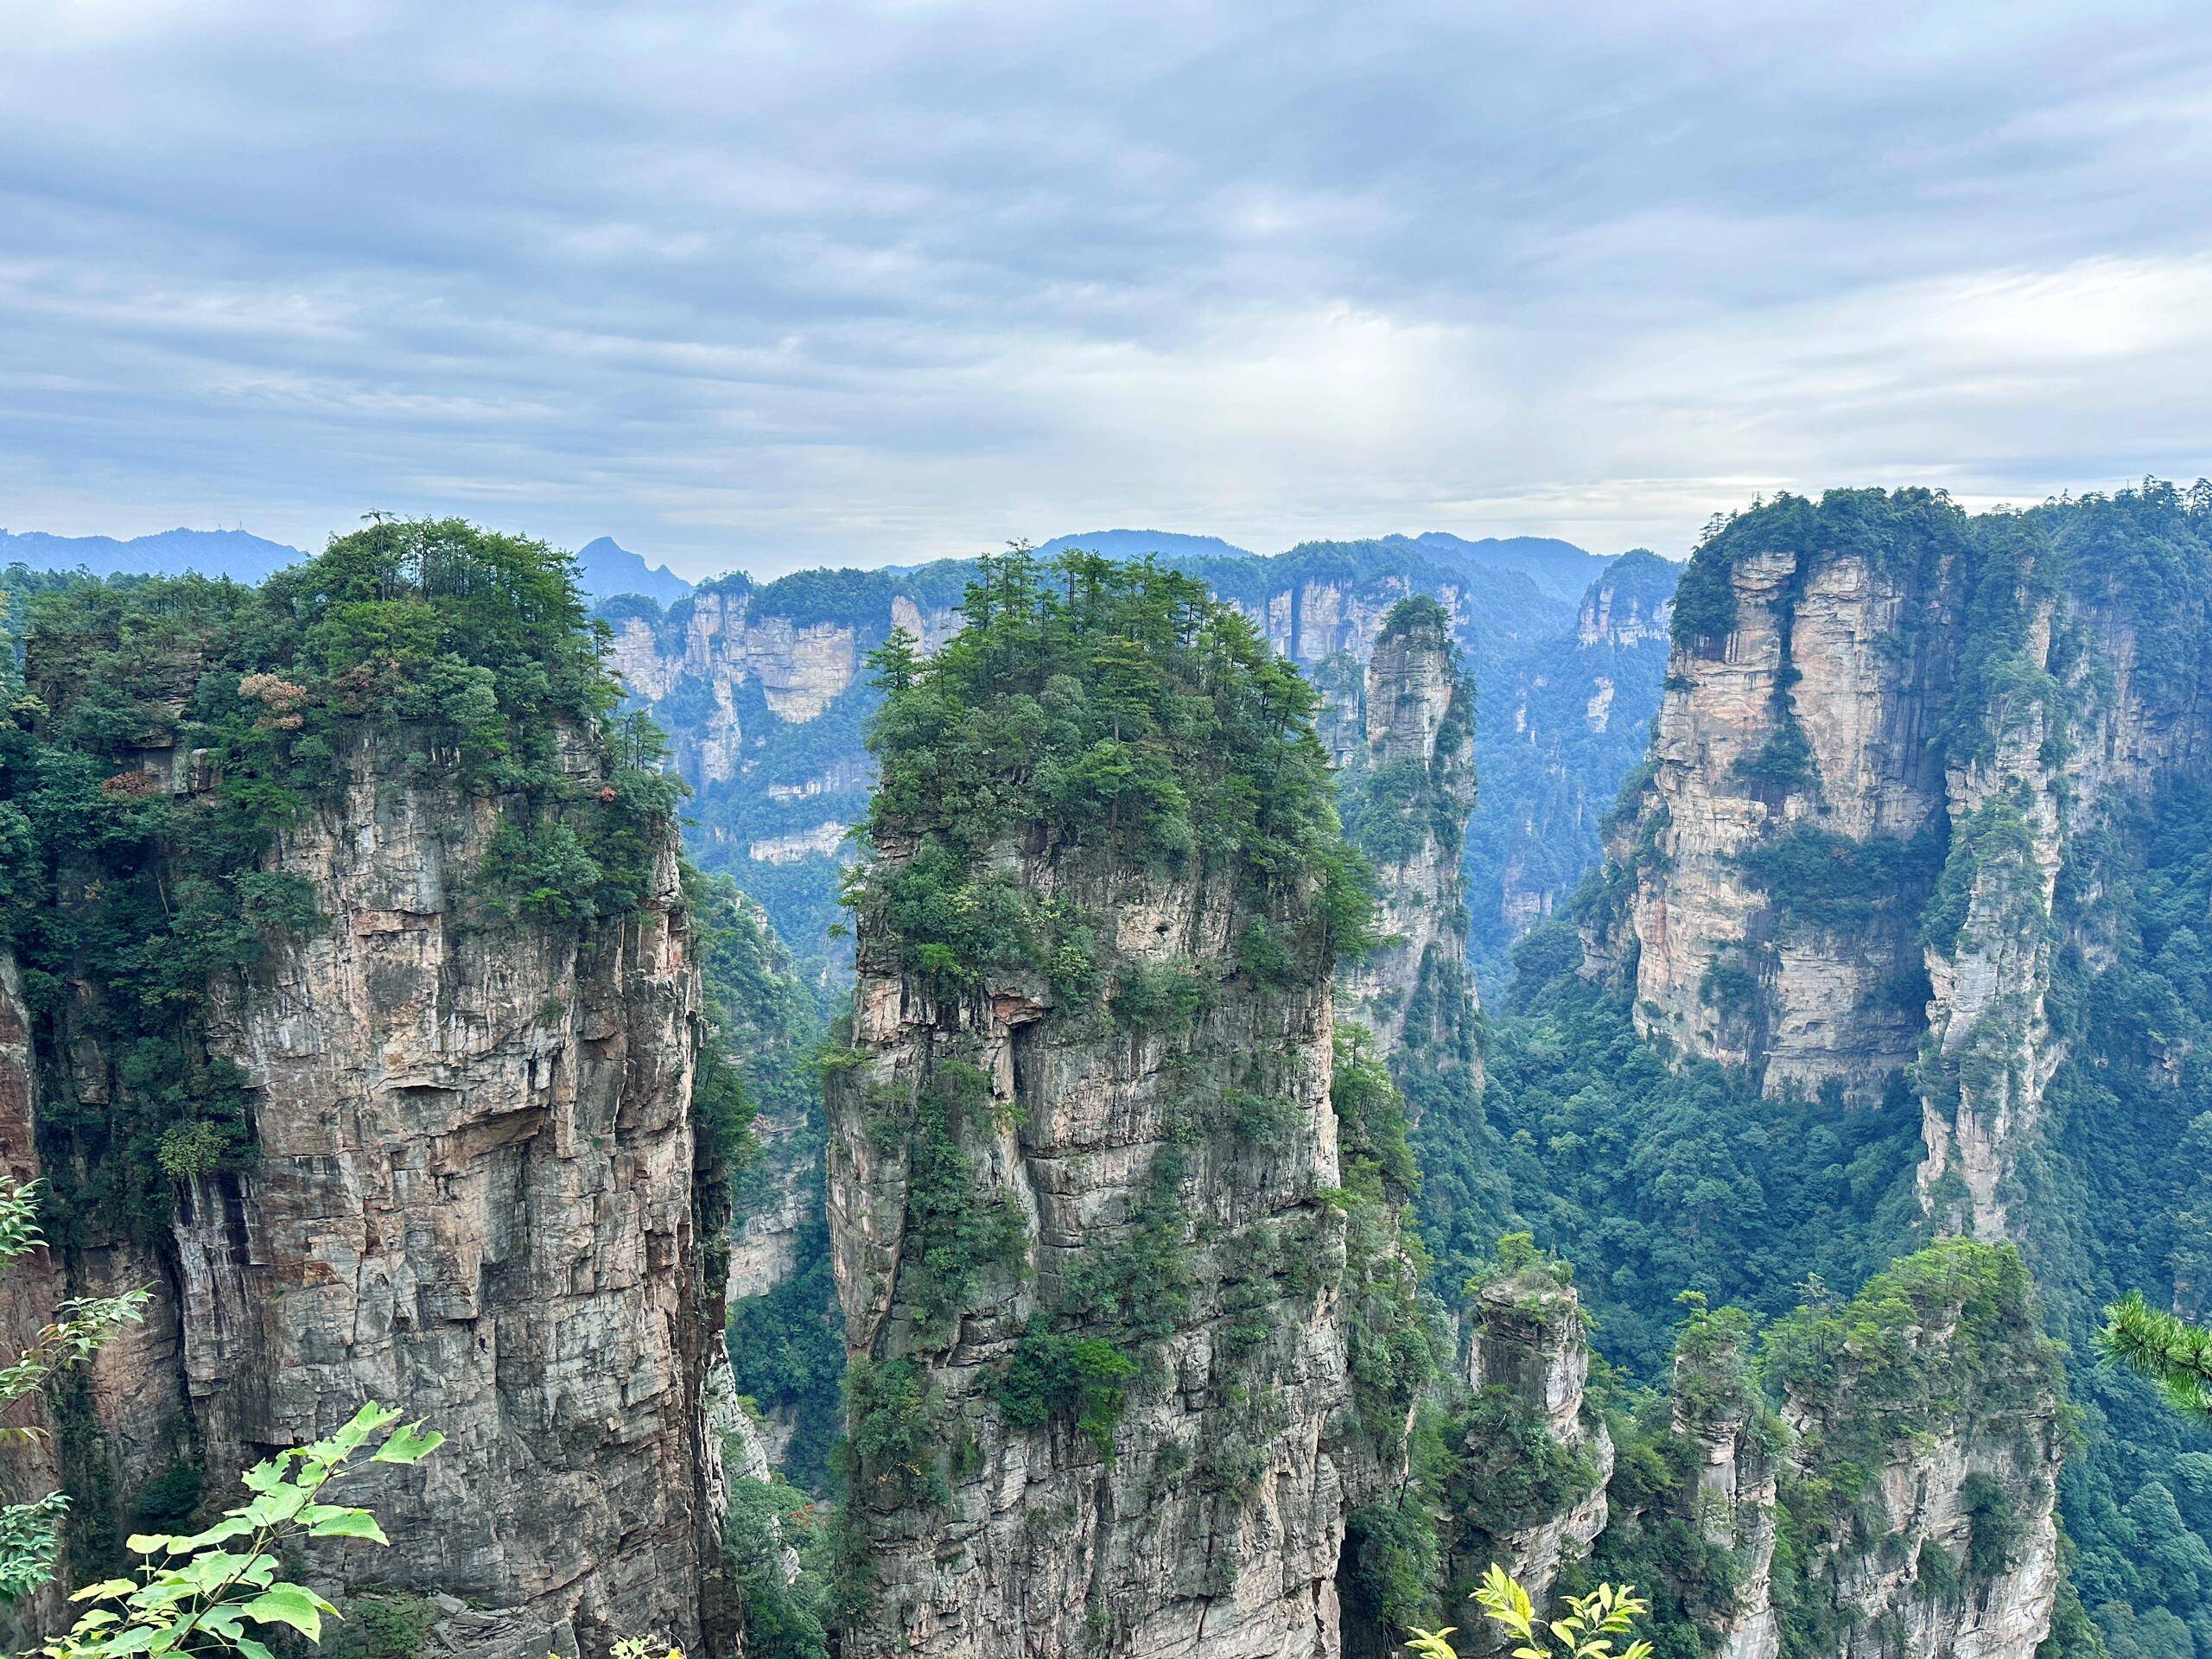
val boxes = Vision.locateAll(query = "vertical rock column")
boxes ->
[1445,1266,1612,1630]
[1338,597,1480,1079]
[829,841,1359,1658]
[20,723,722,1659]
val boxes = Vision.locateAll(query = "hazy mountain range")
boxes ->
[1,524,1626,605]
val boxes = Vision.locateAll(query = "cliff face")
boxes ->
[1602,536,1943,1096]
[1764,1242,2066,1659]
[1592,489,2212,1235]
[832,844,1358,1657]
[1471,551,1676,989]
[1445,1268,1611,1630]
[10,725,718,1657]
[1338,599,1480,1075]
[0,532,726,1657]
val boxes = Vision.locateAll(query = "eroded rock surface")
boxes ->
[1,721,720,1658]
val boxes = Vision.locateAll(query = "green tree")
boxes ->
[40,1402,441,1658]
[1408,1565,1652,1659]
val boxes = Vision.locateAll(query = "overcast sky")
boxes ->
[5,2,2209,577]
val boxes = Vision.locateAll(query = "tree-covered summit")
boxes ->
[855,547,1374,984]
[0,518,685,1243]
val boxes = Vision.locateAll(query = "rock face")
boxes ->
[1450,1269,1612,1624]
[1338,599,1480,1075]
[1591,490,2212,1236]
[1665,1323,1781,1659]
[823,557,1432,1658]
[1764,1243,2067,1659]
[1471,550,1677,982]
[830,835,1377,1658]
[1,716,721,1656]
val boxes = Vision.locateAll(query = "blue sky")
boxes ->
[5,1,2210,577]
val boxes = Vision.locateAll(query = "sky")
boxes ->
[5,1,2211,579]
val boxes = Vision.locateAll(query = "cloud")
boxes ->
[3,0,2209,574]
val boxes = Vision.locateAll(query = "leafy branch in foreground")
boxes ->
[0,1177,149,1602]
[42,1402,442,1658]
[2097,1291,2212,1422]
[1406,1564,1652,1659]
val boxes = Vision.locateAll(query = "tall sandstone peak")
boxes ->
[0,537,726,1658]
[1338,598,1481,1076]
[1443,1263,1612,1638]
[825,555,1426,1658]
[1590,486,2212,1236]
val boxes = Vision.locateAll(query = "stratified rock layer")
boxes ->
[1592,492,2212,1235]
[1452,1272,1611,1625]
[1338,601,1479,1077]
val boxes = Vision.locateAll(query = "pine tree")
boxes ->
[2099,1292,2212,1421]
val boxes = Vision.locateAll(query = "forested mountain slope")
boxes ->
[1538,483,2212,1659]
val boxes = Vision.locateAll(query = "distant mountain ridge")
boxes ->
[575,536,693,605]
[4,524,1637,607]
[0,527,302,583]
[2,525,697,606]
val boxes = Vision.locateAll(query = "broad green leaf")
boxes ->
[238,1583,328,1641]
[70,1578,136,1602]
[86,1627,162,1656]
[372,1421,445,1465]
[306,1509,390,1544]
[124,1534,171,1555]
[236,1640,276,1659]
[168,1517,252,1552]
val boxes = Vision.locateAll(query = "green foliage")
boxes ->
[2001,772,2212,1648]
[2097,1294,2212,1422]
[1737,826,1942,932]
[1409,1566,1653,1659]
[1344,1501,1444,1632]
[722,1472,832,1659]
[0,521,680,1243]
[1731,724,1817,792]
[838,1357,945,1513]
[1108,959,1215,1032]
[882,1062,1027,1341]
[321,1592,436,1659]
[1418,924,1925,1376]
[1963,1471,2026,1579]
[855,546,1375,987]
[0,1178,149,1604]
[1340,599,1475,870]
[1332,1029,1441,1454]
[41,1401,440,1658]
[1763,1241,2063,1656]
[994,1326,1141,1453]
